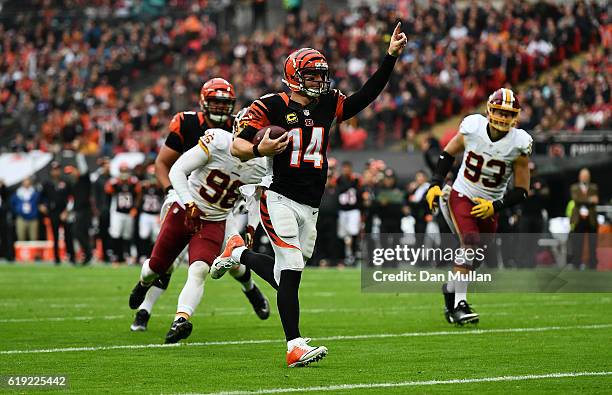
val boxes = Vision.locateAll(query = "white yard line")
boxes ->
[0,306,592,324]
[189,371,612,395]
[1,323,611,356]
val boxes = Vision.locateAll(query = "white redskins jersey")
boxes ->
[453,114,532,201]
[188,129,266,221]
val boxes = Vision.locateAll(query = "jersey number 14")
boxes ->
[287,127,324,169]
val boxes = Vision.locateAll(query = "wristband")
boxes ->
[253,143,262,157]
[165,186,173,194]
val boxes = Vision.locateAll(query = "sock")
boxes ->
[277,270,302,342]
[140,259,158,284]
[231,246,247,262]
[454,270,469,307]
[138,286,164,314]
[230,264,254,292]
[240,250,278,290]
[176,261,208,318]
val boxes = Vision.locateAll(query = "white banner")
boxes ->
[0,151,53,187]
[109,152,146,176]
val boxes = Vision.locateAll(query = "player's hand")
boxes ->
[388,22,408,57]
[258,128,288,157]
[425,185,443,211]
[470,198,495,219]
[129,208,138,218]
[245,225,255,249]
[185,201,205,233]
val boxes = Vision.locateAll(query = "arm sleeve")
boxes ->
[168,144,210,207]
[339,54,398,121]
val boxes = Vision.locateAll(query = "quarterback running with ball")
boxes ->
[210,22,408,367]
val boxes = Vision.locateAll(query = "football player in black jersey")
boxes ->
[136,165,164,261]
[129,78,269,332]
[211,22,407,367]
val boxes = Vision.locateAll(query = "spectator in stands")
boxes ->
[252,0,268,32]
[10,177,41,241]
[9,134,28,153]
[569,168,599,270]
[40,161,74,265]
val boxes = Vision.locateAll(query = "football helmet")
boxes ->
[200,78,236,125]
[282,48,331,98]
[486,88,521,132]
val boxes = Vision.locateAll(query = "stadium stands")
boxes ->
[1,0,608,154]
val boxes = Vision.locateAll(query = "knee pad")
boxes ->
[140,259,159,283]
[188,260,209,282]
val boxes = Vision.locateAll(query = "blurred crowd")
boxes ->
[519,47,611,133]
[1,0,609,156]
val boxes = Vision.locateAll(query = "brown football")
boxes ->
[253,125,288,145]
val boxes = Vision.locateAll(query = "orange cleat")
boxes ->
[210,234,245,279]
[286,338,328,368]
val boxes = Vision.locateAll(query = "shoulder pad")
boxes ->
[459,114,486,135]
[199,128,232,153]
[514,128,534,156]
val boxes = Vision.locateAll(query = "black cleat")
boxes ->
[130,309,150,331]
[452,300,480,325]
[165,317,193,344]
[244,284,270,320]
[442,283,455,323]
[129,281,152,310]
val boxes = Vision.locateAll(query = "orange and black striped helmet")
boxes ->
[282,48,331,98]
[486,88,521,132]
[200,78,236,125]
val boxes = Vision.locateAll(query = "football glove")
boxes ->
[425,185,443,211]
[185,202,205,233]
[470,197,495,219]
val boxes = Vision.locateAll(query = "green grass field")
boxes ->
[1,263,611,394]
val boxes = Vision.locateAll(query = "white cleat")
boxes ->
[210,234,244,279]
[286,338,328,368]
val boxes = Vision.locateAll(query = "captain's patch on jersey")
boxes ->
[286,113,298,124]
